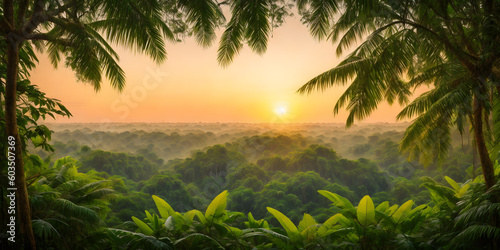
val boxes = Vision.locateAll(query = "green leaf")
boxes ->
[444,176,460,191]
[376,201,390,213]
[323,214,347,227]
[299,213,318,240]
[132,216,154,236]
[153,214,160,231]
[225,225,243,237]
[357,195,375,226]
[152,195,175,219]
[145,210,153,223]
[318,190,355,211]
[32,219,60,239]
[387,204,399,216]
[193,209,209,226]
[183,210,197,224]
[266,207,299,237]
[205,190,228,222]
[392,200,414,223]
[298,213,317,232]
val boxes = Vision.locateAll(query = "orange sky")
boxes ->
[29,14,407,124]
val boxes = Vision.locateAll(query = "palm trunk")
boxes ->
[473,95,496,189]
[472,137,477,180]
[5,42,36,250]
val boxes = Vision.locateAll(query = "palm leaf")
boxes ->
[53,198,100,224]
[32,219,60,240]
[178,0,224,47]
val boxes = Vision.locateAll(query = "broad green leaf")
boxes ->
[409,204,428,217]
[444,176,460,191]
[205,190,228,222]
[132,216,153,236]
[262,220,269,229]
[357,195,375,226]
[298,214,317,232]
[323,214,347,227]
[266,207,299,237]
[456,183,470,198]
[318,190,355,211]
[225,226,243,237]
[392,200,414,223]
[298,214,318,239]
[183,210,197,223]
[248,212,256,223]
[145,210,153,223]
[193,209,209,226]
[387,204,399,216]
[376,201,390,213]
[152,195,175,219]
[245,212,258,228]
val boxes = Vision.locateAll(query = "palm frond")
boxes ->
[297,56,374,94]
[243,0,270,54]
[32,219,60,240]
[217,1,245,67]
[52,198,101,225]
[178,0,224,47]
[307,0,339,40]
[75,188,115,204]
[96,0,168,63]
[455,203,500,227]
[450,225,500,247]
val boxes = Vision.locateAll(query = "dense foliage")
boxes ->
[8,123,496,249]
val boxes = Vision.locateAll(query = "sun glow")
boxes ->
[274,105,288,116]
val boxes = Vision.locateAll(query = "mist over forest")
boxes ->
[31,122,477,225]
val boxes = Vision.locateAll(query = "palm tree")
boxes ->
[216,1,499,190]
[288,0,499,189]
[0,0,228,248]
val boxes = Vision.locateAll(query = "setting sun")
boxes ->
[274,105,288,116]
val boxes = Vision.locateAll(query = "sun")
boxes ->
[274,105,288,116]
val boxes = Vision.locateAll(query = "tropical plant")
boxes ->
[216,0,500,190]
[316,190,432,249]
[113,191,250,249]
[420,170,500,248]
[291,0,500,191]
[26,156,115,249]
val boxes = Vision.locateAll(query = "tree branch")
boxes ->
[46,1,79,17]
[27,33,75,47]
[16,0,30,27]
[20,0,46,35]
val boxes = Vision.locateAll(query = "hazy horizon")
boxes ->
[29,9,416,124]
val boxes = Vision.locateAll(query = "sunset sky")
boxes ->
[30,14,406,124]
